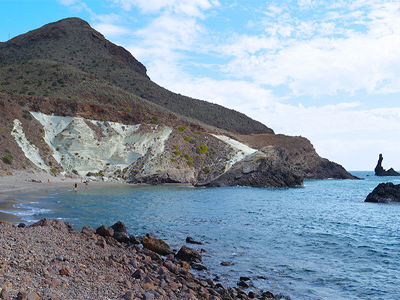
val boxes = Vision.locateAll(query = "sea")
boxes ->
[8,171,400,299]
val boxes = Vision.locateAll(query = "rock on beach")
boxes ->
[0,218,288,299]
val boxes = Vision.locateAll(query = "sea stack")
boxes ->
[374,154,400,176]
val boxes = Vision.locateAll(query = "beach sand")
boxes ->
[0,170,127,223]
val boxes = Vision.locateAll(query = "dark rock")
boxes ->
[142,235,173,255]
[192,263,208,271]
[17,291,27,300]
[142,248,162,261]
[111,221,127,233]
[202,152,304,188]
[129,235,141,244]
[365,182,400,203]
[186,236,203,245]
[221,261,231,266]
[240,276,251,281]
[175,245,202,263]
[113,231,129,243]
[96,225,114,237]
[129,172,180,185]
[17,223,26,228]
[261,291,276,299]
[132,269,144,279]
[81,226,95,236]
[374,154,400,176]
[248,291,260,299]
[237,280,250,288]
[111,221,129,243]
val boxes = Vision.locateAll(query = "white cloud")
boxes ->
[220,1,400,97]
[92,23,131,37]
[111,0,219,17]
[57,0,79,5]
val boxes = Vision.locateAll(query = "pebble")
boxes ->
[0,218,287,300]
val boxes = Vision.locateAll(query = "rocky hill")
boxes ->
[0,18,357,187]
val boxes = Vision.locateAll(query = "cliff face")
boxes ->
[0,18,357,187]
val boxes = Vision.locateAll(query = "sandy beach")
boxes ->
[0,170,127,224]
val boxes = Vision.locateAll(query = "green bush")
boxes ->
[183,154,191,160]
[2,154,13,164]
[187,161,194,167]
[203,167,211,173]
[152,116,158,124]
[50,168,57,174]
[184,136,191,142]
[196,144,208,154]
[174,150,181,156]
[178,126,186,132]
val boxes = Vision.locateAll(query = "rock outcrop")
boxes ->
[202,151,303,188]
[365,182,400,203]
[374,154,400,176]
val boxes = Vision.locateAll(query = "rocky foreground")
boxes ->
[0,219,288,300]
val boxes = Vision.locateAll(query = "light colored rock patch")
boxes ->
[11,119,49,171]
[30,112,172,176]
[212,134,257,170]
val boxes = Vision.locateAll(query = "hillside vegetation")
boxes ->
[0,17,273,135]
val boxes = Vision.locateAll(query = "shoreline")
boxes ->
[0,170,129,224]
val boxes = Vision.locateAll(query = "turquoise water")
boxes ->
[13,172,400,299]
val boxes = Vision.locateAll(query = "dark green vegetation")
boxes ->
[0,18,273,135]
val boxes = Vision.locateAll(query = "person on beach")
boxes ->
[74,182,78,191]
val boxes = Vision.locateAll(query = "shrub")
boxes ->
[178,126,185,132]
[183,154,191,160]
[171,158,176,162]
[50,168,57,174]
[2,154,13,164]
[187,161,194,167]
[196,145,208,154]
[184,136,191,142]
[174,151,181,156]
[203,167,211,173]
[72,170,79,175]
[152,116,158,124]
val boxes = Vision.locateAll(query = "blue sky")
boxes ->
[1,0,400,171]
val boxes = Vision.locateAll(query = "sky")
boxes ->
[1,0,400,171]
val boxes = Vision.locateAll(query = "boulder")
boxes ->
[111,221,129,243]
[186,236,203,245]
[141,235,173,255]
[365,182,400,203]
[374,154,400,176]
[203,152,303,188]
[175,245,202,263]
[81,226,95,236]
[95,225,114,237]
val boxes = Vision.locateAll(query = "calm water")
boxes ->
[11,172,400,299]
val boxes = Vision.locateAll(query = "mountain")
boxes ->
[0,18,357,186]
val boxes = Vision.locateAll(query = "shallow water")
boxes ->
[13,172,400,299]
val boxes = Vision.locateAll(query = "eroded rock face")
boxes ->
[202,151,303,188]
[365,182,400,203]
[374,154,400,176]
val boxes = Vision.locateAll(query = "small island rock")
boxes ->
[365,182,400,203]
[374,154,400,176]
